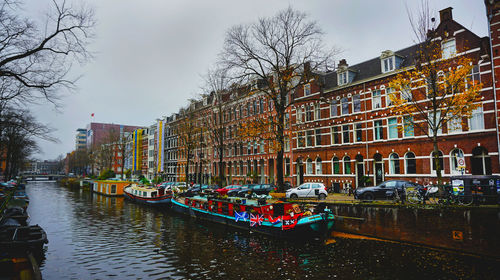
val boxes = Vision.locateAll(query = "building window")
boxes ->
[259,140,265,153]
[401,85,412,101]
[296,107,303,124]
[331,126,340,144]
[388,117,398,139]
[342,125,350,143]
[405,152,416,174]
[343,156,351,174]
[297,132,305,148]
[389,153,400,174]
[314,104,321,120]
[429,111,442,136]
[332,157,340,174]
[355,123,362,142]
[386,87,395,106]
[341,97,349,115]
[304,83,311,96]
[306,104,314,122]
[472,147,491,175]
[315,129,322,146]
[306,158,313,174]
[338,72,347,86]
[285,158,291,176]
[259,99,264,114]
[442,39,456,59]
[306,130,315,147]
[353,95,361,113]
[330,100,338,117]
[315,158,322,175]
[450,148,464,175]
[373,120,383,140]
[469,106,484,131]
[403,116,414,137]
[431,151,444,173]
[447,113,462,133]
[382,57,394,73]
[372,90,382,109]
[468,65,480,84]
[284,137,290,152]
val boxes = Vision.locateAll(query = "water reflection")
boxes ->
[26,182,499,279]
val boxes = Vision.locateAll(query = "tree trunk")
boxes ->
[433,136,442,184]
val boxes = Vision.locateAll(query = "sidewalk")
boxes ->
[325,193,355,203]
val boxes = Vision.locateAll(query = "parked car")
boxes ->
[227,184,255,197]
[215,185,241,196]
[247,184,277,197]
[286,183,328,199]
[354,180,422,201]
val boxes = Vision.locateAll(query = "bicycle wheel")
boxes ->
[458,195,473,206]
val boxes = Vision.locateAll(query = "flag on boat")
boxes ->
[250,214,264,227]
[91,113,94,117]
[235,211,249,222]
[266,215,281,225]
[281,214,300,230]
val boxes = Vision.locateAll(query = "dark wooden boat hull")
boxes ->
[171,198,334,238]
[123,191,172,206]
[0,225,48,254]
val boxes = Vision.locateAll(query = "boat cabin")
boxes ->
[127,184,167,198]
[93,180,131,196]
[181,196,301,218]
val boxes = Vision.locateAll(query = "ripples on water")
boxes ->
[26,182,499,280]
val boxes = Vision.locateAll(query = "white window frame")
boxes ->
[447,113,462,134]
[450,148,464,175]
[389,153,399,175]
[381,56,395,73]
[330,100,338,117]
[388,117,399,139]
[315,158,322,175]
[469,106,484,131]
[442,38,456,59]
[304,83,311,96]
[354,123,363,143]
[341,97,349,115]
[373,120,383,141]
[352,95,361,113]
[372,90,382,109]
[338,71,348,86]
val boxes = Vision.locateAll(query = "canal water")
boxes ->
[26,181,498,279]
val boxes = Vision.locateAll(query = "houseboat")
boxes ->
[92,180,131,196]
[124,184,172,206]
[171,195,335,238]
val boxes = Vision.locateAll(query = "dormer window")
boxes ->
[338,72,348,86]
[442,39,456,59]
[382,57,394,73]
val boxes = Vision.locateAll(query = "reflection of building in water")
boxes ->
[94,193,124,215]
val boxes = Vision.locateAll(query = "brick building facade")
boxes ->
[153,5,500,189]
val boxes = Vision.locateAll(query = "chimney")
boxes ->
[439,7,453,22]
[338,59,348,69]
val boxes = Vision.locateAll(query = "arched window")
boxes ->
[472,147,491,175]
[315,157,322,174]
[450,149,464,175]
[343,156,351,174]
[405,152,416,174]
[389,153,400,174]
[306,158,314,174]
[332,157,340,174]
[430,151,444,174]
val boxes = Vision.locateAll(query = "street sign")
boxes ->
[457,156,466,169]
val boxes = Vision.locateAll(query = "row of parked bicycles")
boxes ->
[354,179,499,206]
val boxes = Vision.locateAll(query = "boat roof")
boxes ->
[129,184,158,192]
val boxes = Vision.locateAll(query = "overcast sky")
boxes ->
[27,0,488,160]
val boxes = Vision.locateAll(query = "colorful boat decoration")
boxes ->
[171,196,334,238]
[124,184,172,206]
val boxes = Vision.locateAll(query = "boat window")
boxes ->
[143,191,147,197]
[111,185,117,194]
[151,192,157,197]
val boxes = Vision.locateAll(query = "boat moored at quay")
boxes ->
[124,184,172,206]
[171,195,335,238]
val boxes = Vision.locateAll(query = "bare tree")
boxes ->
[0,107,54,179]
[220,7,338,191]
[0,0,95,108]
[202,67,230,186]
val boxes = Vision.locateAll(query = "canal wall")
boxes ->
[328,203,500,258]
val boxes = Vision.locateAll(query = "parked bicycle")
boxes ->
[407,185,439,204]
